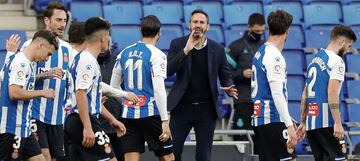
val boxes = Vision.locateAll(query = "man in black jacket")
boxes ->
[227,13,265,140]
[167,9,238,161]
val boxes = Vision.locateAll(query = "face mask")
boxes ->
[249,31,262,42]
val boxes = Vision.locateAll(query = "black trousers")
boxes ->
[170,102,217,161]
[232,102,254,141]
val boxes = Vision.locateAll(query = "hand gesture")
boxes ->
[82,127,95,148]
[41,89,55,99]
[296,122,306,140]
[101,96,108,104]
[111,120,126,137]
[333,122,344,140]
[159,120,171,142]
[287,125,297,153]
[6,34,21,53]
[220,85,238,99]
[47,67,64,79]
[126,92,139,104]
[243,69,252,78]
[183,30,199,55]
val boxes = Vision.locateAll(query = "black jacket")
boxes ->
[167,36,233,117]
[228,31,265,103]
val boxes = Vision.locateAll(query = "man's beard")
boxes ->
[338,47,346,58]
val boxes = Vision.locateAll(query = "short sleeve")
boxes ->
[329,59,345,82]
[151,51,167,78]
[75,62,96,90]
[9,61,30,87]
[263,48,286,82]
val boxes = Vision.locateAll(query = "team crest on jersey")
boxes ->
[86,65,92,70]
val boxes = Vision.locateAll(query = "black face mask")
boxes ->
[249,31,262,42]
[97,49,111,65]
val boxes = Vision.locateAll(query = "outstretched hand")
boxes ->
[220,85,238,100]
[6,34,21,53]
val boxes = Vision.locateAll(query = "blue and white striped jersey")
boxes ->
[251,42,288,127]
[70,50,102,115]
[112,41,167,119]
[0,52,36,137]
[21,39,72,125]
[305,49,345,131]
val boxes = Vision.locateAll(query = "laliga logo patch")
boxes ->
[17,71,24,77]
[82,74,89,81]
[275,64,281,72]
[104,143,111,154]
[338,67,344,74]
[160,63,165,69]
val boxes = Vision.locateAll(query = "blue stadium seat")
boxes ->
[223,2,263,28]
[347,104,360,145]
[0,30,27,51]
[71,1,103,21]
[303,0,342,4]
[283,50,305,75]
[287,75,305,101]
[347,80,360,99]
[343,0,360,4]
[111,26,141,54]
[184,1,223,25]
[303,2,342,28]
[305,26,332,49]
[0,50,6,69]
[351,27,360,49]
[165,74,176,88]
[224,26,247,46]
[346,54,360,73]
[157,25,183,50]
[285,26,304,50]
[143,1,183,25]
[343,4,360,26]
[103,2,142,25]
[33,0,71,12]
[305,54,314,66]
[264,1,303,25]
[288,101,301,122]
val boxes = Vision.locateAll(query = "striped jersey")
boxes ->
[20,39,73,125]
[305,49,345,131]
[69,50,102,115]
[251,42,288,127]
[113,41,167,119]
[0,52,36,137]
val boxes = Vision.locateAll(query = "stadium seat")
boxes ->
[305,26,332,49]
[302,0,342,4]
[346,54,360,73]
[143,1,183,25]
[303,2,342,28]
[347,80,360,99]
[0,30,27,51]
[111,26,141,54]
[347,104,360,145]
[103,2,142,25]
[283,50,306,75]
[184,1,223,25]
[351,27,360,49]
[264,1,303,25]
[157,25,183,50]
[285,25,304,50]
[288,101,301,123]
[70,1,103,21]
[343,0,360,4]
[33,0,71,12]
[343,4,360,26]
[223,2,263,28]
[0,50,6,69]
[287,75,305,101]
[224,26,247,46]
[305,54,314,66]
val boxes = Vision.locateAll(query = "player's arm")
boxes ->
[110,58,123,89]
[75,63,96,148]
[100,104,126,137]
[297,85,308,139]
[36,67,64,81]
[9,85,54,100]
[6,34,21,55]
[101,82,138,103]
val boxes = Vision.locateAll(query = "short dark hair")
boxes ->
[330,25,357,42]
[84,17,111,36]
[190,9,209,24]
[268,10,293,35]
[248,13,265,26]
[140,15,161,38]
[43,2,68,20]
[68,22,86,44]
[33,30,59,50]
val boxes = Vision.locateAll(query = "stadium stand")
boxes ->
[103,1,143,25]
[143,1,183,25]
[70,1,103,21]
[223,2,263,28]
[303,2,342,28]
